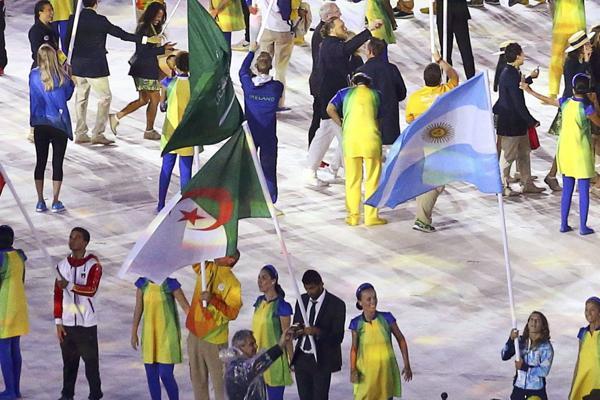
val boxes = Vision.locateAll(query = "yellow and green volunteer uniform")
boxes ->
[135,277,182,364]
[405,76,458,226]
[252,296,293,390]
[569,325,600,400]
[0,249,28,338]
[556,97,595,179]
[158,75,193,211]
[160,76,193,157]
[0,249,29,399]
[349,311,401,400]
[186,261,242,400]
[212,0,245,32]
[366,0,396,44]
[548,0,585,97]
[330,85,383,224]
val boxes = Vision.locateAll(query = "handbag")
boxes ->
[528,126,540,150]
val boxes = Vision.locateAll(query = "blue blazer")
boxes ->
[29,68,75,140]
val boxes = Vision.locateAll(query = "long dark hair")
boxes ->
[137,2,167,35]
[493,53,507,92]
[522,311,550,348]
[261,265,285,299]
[34,0,52,23]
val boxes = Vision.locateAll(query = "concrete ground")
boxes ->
[0,0,599,398]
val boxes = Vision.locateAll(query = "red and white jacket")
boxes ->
[54,254,102,327]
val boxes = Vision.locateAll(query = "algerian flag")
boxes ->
[161,0,244,155]
[120,129,270,282]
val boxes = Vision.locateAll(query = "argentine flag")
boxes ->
[366,72,502,209]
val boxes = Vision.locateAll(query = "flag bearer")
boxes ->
[405,51,459,233]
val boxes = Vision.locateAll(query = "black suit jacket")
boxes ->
[357,57,406,145]
[317,29,372,119]
[67,8,141,78]
[493,65,537,136]
[291,291,346,373]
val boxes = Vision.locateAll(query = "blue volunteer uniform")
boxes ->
[239,51,284,203]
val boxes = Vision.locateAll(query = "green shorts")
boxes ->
[133,77,161,92]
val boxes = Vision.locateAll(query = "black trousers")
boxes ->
[0,2,6,69]
[294,352,332,400]
[437,17,475,79]
[308,96,321,147]
[33,125,67,181]
[241,0,250,42]
[60,326,103,400]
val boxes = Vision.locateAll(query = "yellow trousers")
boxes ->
[548,0,586,96]
[345,157,381,223]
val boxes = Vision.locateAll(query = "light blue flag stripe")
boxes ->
[366,72,502,209]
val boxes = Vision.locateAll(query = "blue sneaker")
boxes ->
[51,201,66,213]
[36,200,48,212]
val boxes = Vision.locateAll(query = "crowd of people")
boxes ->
[0,0,599,398]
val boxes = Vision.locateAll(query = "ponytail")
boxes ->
[262,264,285,298]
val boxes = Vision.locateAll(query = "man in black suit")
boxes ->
[436,0,475,79]
[291,270,346,400]
[357,38,406,148]
[307,2,340,147]
[66,0,147,145]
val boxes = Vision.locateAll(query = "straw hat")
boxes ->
[492,40,516,55]
[565,30,596,53]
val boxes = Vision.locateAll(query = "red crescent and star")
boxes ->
[177,188,234,231]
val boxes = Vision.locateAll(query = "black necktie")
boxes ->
[303,300,317,351]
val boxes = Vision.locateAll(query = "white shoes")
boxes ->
[109,114,120,135]
[304,169,329,188]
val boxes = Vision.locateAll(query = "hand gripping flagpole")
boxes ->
[67,0,83,64]
[482,72,521,362]
[242,122,318,362]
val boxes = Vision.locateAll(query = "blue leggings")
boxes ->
[561,176,593,235]
[266,385,285,400]
[0,337,21,399]
[158,154,193,210]
[144,363,178,400]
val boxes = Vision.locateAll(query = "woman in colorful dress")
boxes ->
[251,265,293,400]
[366,0,396,57]
[568,297,600,400]
[157,51,193,212]
[131,277,190,400]
[349,283,412,400]
[110,2,175,140]
[522,73,600,235]
[0,226,28,400]
[501,311,554,400]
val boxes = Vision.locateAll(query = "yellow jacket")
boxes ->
[185,261,242,344]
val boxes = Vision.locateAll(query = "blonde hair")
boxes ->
[37,44,68,91]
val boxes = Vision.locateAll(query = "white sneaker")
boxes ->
[304,170,329,188]
[325,167,344,184]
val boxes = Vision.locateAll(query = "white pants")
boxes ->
[73,76,112,138]
[306,119,342,172]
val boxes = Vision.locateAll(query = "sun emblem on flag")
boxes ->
[423,122,455,144]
